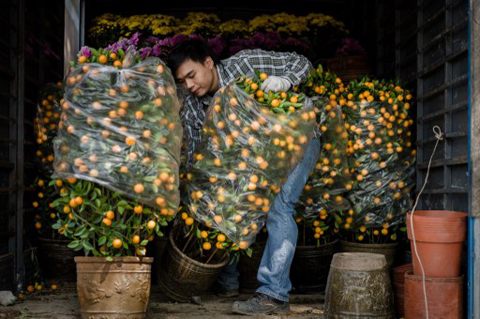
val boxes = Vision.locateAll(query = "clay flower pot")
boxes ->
[404,270,463,319]
[75,256,153,319]
[407,210,467,277]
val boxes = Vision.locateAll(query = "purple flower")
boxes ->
[336,38,366,56]
[140,47,152,59]
[158,37,173,47]
[146,36,160,44]
[128,32,140,46]
[284,38,310,51]
[105,42,120,53]
[207,36,226,56]
[151,43,163,57]
[171,34,190,46]
[79,46,92,58]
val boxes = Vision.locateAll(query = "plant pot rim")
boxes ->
[296,239,339,249]
[170,227,229,268]
[407,210,468,219]
[74,256,153,263]
[340,240,398,248]
[38,237,71,243]
[404,270,463,282]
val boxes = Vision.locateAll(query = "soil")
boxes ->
[3,283,325,319]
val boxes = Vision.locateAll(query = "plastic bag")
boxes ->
[185,78,317,248]
[296,102,351,244]
[342,79,416,238]
[53,48,182,212]
[34,83,63,175]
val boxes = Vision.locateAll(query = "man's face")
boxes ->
[175,57,215,98]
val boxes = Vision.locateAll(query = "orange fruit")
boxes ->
[35,222,42,229]
[109,52,117,59]
[259,73,268,81]
[134,206,143,214]
[98,55,108,64]
[203,242,212,250]
[185,217,194,226]
[135,111,144,119]
[78,56,87,63]
[217,234,226,242]
[120,166,128,173]
[113,60,122,68]
[102,218,112,226]
[125,137,135,146]
[201,231,208,238]
[106,210,114,220]
[36,285,43,291]
[112,238,122,248]
[27,285,34,293]
[134,183,145,193]
[132,235,140,245]
[147,220,156,230]
[239,241,248,249]
[74,196,83,206]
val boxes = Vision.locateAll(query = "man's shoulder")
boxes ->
[223,49,270,62]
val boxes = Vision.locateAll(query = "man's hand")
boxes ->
[260,76,291,93]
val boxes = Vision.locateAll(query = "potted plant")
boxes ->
[298,67,416,269]
[51,45,182,319]
[292,75,349,293]
[328,38,371,83]
[338,77,416,269]
[157,207,236,302]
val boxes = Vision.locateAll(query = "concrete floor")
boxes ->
[0,283,325,319]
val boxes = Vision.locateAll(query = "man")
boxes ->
[167,39,320,315]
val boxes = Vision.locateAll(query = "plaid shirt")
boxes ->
[181,49,314,166]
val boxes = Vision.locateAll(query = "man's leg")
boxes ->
[214,259,240,297]
[232,137,321,314]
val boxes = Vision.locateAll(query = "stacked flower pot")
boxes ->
[404,210,467,319]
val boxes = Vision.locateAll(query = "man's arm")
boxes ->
[228,49,314,87]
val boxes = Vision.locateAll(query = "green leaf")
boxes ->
[68,240,80,249]
[117,200,128,207]
[140,240,149,246]
[118,206,125,214]
[106,256,113,262]
[246,248,253,257]
[143,176,156,182]
[83,241,94,251]
[118,48,125,59]
[98,236,107,245]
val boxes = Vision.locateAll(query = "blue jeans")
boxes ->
[216,137,321,302]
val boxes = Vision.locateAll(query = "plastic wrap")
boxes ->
[34,83,64,176]
[342,79,416,239]
[185,76,317,248]
[53,48,182,212]
[296,102,351,244]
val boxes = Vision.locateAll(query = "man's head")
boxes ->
[167,39,220,98]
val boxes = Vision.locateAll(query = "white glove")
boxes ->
[0,291,16,306]
[260,76,291,93]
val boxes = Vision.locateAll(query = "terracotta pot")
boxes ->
[328,55,372,82]
[407,210,467,277]
[324,252,395,319]
[157,228,228,302]
[392,263,413,317]
[404,270,463,319]
[291,240,339,294]
[38,237,79,282]
[339,240,398,269]
[75,256,153,319]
